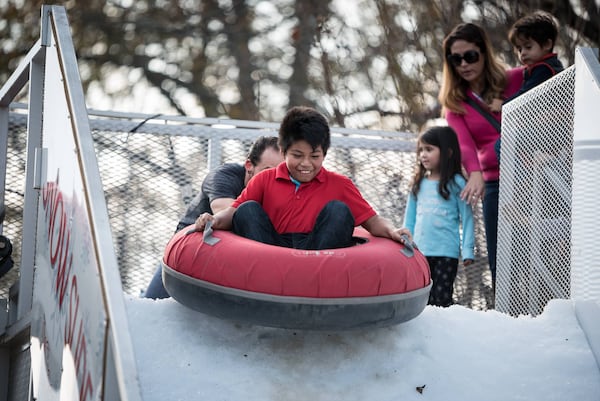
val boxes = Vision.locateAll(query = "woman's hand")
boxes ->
[461,171,485,206]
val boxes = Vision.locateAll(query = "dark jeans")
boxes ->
[143,262,170,299]
[495,138,502,163]
[482,180,499,285]
[232,200,355,250]
[426,256,458,307]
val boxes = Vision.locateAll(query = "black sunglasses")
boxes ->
[447,50,480,67]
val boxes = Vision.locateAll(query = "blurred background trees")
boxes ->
[1,0,598,132]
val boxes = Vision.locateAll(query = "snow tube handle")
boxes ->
[184,220,221,246]
[202,220,220,246]
[399,234,416,258]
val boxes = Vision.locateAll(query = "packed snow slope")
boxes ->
[125,297,600,401]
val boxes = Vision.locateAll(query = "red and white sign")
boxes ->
[29,31,107,401]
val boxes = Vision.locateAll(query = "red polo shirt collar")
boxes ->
[274,162,327,183]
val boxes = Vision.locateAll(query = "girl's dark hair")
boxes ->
[247,136,280,166]
[278,106,330,156]
[410,126,464,200]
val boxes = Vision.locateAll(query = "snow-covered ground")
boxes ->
[125,297,600,401]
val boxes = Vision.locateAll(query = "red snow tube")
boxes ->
[162,226,431,330]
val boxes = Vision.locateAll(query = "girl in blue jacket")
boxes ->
[403,126,475,307]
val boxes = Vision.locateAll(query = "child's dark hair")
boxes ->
[247,136,280,166]
[410,126,463,200]
[509,11,559,51]
[278,106,331,155]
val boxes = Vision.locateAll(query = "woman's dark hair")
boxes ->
[443,23,489,60]
[439,23,507,114]
[278,106,331,156]
[247,136,280,166]
[410,126,464,200]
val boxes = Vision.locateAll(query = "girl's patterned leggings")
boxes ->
[426,256,458,307]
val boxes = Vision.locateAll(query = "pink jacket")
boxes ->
[446,68,523,181]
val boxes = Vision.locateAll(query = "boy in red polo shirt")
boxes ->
[195,106,411,249]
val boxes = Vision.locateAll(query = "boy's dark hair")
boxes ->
[509,11,559,51]
[247,136,280,166]
[278,106,331,155]
[410,126,464,200]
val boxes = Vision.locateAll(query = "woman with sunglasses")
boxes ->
[438,23,523,293]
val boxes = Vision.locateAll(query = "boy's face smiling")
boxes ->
[285,140,324,183]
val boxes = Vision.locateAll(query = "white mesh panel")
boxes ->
[496,66,576,316]
[571,48,600,303]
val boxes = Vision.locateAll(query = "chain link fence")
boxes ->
[1,105,493,309]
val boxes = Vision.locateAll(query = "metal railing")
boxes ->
[1,104,496,309]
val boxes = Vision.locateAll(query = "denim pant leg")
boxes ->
[482,180,499,283]
[304,200,355,250]
[232,200,281,246]
[494,138,502,163]
[143,262,170,299]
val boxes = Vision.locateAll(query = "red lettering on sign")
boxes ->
[80,373,93,401]
[74,321,88,396]
[64,275,79,345]
[41,180,97,401]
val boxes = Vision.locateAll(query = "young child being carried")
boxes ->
[492,11,565,159]
[403,126,475,307]
[490,10,564,113]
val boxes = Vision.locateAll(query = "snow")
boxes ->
[125,297,600,401]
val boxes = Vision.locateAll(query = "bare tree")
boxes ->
[1,0,597,130]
